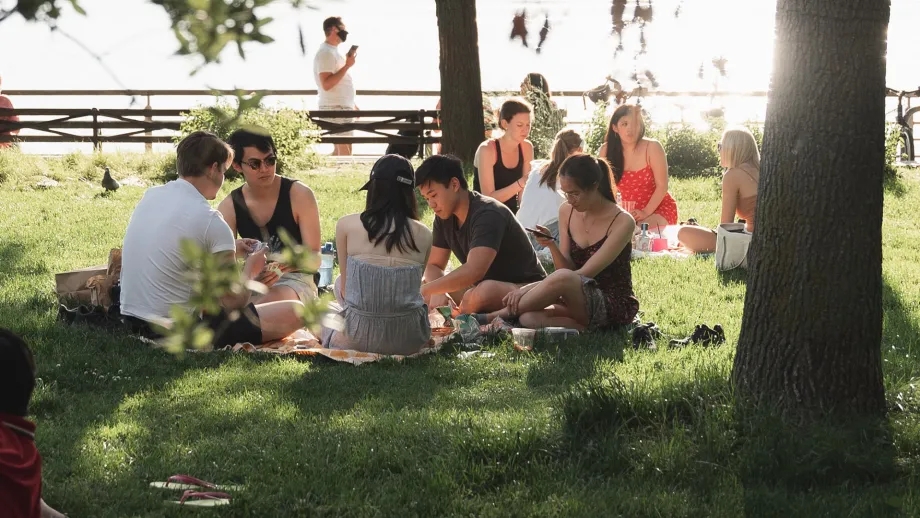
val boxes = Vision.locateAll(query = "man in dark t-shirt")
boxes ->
[417,154,546,315]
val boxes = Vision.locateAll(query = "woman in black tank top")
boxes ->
[230,176,302,253]
[472,98,535,214]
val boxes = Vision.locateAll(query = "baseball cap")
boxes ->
[358,154,415,191]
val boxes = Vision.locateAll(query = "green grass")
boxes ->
[2,152,920,516]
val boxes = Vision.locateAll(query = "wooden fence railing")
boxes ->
[0,106,441,153]
[0,88,772,152]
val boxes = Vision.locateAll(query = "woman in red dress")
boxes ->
[599,104,678,227]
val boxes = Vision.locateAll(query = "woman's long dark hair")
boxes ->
[360,180,420,254]
[559,154,617,203]
[604,104,645,184]
[540,129,583,189]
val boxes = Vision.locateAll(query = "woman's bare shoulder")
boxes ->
[643,138,665,152]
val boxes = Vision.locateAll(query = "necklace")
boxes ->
[581,211,593,234]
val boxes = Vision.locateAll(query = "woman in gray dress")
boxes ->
[320,155,433,355]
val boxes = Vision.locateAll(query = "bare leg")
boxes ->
[676,225,717,253]
[519,310,585,331]
[254,300,306,342]
[253,285,300,305]
[333,143,353,156]
[510,269,589,326]
[458,280,519,314]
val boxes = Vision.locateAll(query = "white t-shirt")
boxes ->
[120,178,236,323]
[313,42,355,108]
[517,160,566,229]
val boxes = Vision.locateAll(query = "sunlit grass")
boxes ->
[3,157,920,516]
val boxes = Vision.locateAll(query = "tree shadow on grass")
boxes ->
[885,172,909,199]
[0,239,50,278]
[524,329,628,394]
[717,267,747,286]
[881,277,920,381]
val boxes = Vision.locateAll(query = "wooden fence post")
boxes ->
[92,108,101,152]
[145,94,153,153]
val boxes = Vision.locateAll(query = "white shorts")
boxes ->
[318,104,355,137]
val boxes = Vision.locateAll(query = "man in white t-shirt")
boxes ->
[313,16,357,156]
[120,131,306,349]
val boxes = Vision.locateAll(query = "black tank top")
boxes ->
[473,139,524,214]
[230,176,302,253]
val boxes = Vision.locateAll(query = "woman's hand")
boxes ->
[533,224,555,247]
[631,208,648,222]
[502,288,525,317]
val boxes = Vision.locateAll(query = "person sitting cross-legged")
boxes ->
[320,154,433,355]
[677,126,760,252]
[482,154,639,331]
[217,128,321,305]
[417,154,546,316]
[120,131,306,348]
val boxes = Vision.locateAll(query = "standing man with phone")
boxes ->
[314,16,357,156]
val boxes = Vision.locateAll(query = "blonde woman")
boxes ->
[677,127,760,252]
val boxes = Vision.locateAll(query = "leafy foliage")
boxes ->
[520,86,565,159]
[885,122,903,180]
[653,125,721,176]
[581,101,610,156]
[178,100,322,174]
[3,0,318,65]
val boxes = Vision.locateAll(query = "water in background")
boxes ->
[3,0,917,155]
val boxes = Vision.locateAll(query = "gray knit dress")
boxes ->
[320,256,430,355]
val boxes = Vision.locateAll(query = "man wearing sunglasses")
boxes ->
[217,128,322,305]
[314,16,357,156]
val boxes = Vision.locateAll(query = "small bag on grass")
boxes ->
[55,264,108,306]
[715,223,752,271]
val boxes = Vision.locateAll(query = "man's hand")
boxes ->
[345,52,356,68]
[235,238,260,257]
[41,498,67,518]
[427,292,449,308]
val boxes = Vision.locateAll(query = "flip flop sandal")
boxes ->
[150,474,243,492]
[166,490,231,507]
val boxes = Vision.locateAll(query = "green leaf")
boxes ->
[68,0,86,15]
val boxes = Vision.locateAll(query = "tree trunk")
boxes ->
[434,0,483,165]
[732,0,890,417]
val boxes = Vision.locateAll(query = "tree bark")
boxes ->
[732,0,890,417]
[434,0,484,165]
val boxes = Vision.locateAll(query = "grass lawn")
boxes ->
[2,154,920,516]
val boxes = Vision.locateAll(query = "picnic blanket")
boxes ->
[224,328,449,365]
[630,248,694,260]
[221,313,517,365]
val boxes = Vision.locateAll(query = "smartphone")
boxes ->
[525,227,553,240]
[347,45,359,56]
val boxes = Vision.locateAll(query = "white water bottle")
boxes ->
[616,191,623,206]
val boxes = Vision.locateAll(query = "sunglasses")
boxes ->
[242,156,277,170]
[717,143,723,152]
